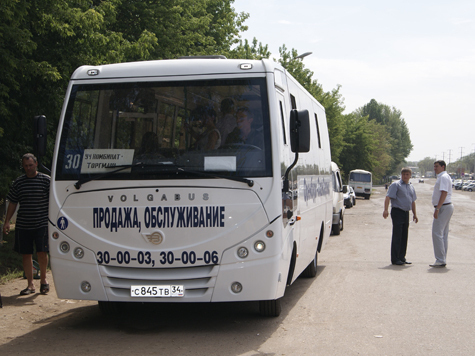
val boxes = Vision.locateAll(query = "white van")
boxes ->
[331,162,345,235]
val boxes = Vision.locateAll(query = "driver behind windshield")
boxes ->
[224,107,262,148]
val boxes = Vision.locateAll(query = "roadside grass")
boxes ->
[0,228,24,284]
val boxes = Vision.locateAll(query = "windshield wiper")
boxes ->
[74,162,254,189]
[176,167,254,187]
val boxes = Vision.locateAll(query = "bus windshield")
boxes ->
[56,78,272,181]
[350,172,371,182]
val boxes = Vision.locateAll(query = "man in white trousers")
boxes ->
[431,160,454,268]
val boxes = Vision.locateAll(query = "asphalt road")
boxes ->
[1,178,475,356]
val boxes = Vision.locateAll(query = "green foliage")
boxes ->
[229,38,270,59]
[356,99,413,175]
[0,0,415,203]
[338,113,392,182]
[269,46,413,182]
[447,153,475,176]
[0,0,248,201]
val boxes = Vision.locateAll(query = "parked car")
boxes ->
[343,185,356,208]
[463,182,475,191]
[460,181,474,190]
[419,178,424,183]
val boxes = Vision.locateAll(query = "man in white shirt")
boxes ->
[431,160,454,267]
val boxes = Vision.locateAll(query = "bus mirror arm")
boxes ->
[282,152,299,193]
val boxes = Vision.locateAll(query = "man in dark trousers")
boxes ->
[3,153,50,295]
[383,168,418,265]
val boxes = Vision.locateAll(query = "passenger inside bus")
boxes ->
[216,98,236,146]
[187,106,221,150]
[224,107,262,148]
[135,131,160,162]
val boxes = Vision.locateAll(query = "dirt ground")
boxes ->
[0,273,97,344]
[2,179,475,356]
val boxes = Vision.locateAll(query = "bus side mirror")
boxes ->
[34,115,47,158]
[342,185,348,193]
[290,109,310,153]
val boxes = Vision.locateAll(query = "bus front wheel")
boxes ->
[259,298,282,317]
[302,249,318,278]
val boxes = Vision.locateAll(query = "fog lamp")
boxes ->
[254,240,266,253]
[81,281,91,293]
[237,247,249,259]
[74,247,85,259]
[231,282,243,293]
[59,241,70,253]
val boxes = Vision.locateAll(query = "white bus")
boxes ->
[349,169,372,200]
[35,57,333,316]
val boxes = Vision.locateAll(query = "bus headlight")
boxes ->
[74,247,85,259]
[254,241,266,253]
[237,247,249,259]
[59,241,70,253]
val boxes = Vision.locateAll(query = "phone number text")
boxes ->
[96,250,219,266]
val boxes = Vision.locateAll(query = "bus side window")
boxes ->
[290,94,297,110]
[279,101,287,145]
[314,113,321,149]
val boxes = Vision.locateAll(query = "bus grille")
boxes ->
[99,264,219,300]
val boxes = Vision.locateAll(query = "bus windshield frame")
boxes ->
[55,78,272,182]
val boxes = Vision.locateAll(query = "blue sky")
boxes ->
[233,0,475,162]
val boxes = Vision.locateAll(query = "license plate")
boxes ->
[130,285,184,297]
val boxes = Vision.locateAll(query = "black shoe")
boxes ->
[392,261,404,265]
[404,261,412,264]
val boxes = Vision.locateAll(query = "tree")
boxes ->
[447,153,475,177]
[418,157,436,177]
[0,0,250,216]
[230,38,270,59]
[356,99,413,175]
[338,113,391,182]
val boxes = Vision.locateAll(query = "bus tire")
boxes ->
[259,298,282,317]
[332,212,343,235]
[365,194,370,200]
[302,249,318,278]
[332,222,340,235]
